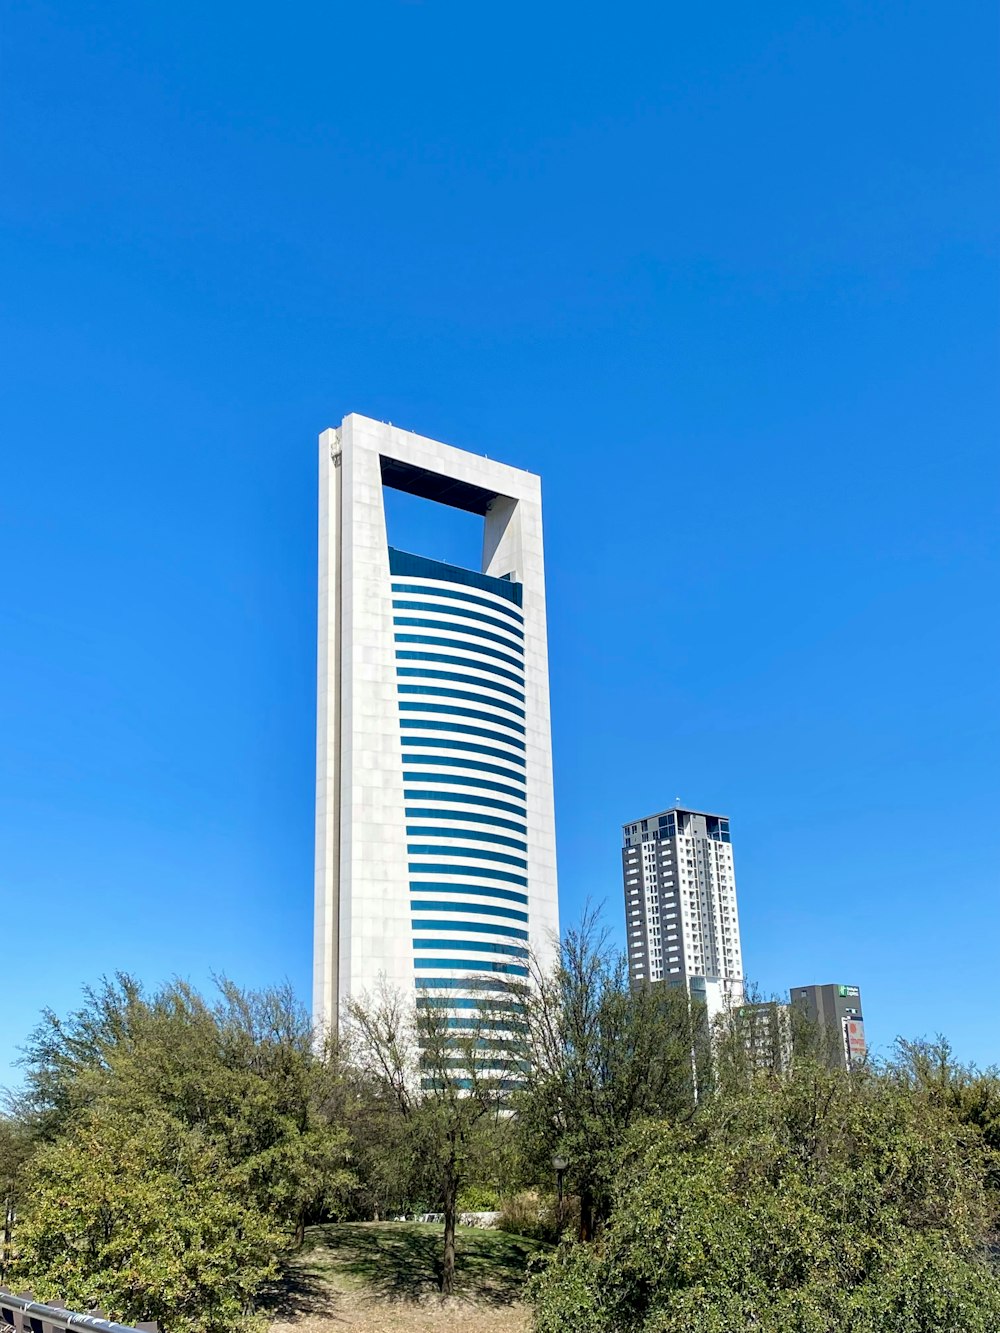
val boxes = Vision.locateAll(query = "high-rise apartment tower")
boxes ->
[314,414,559,1032]
[622,806,744,1012]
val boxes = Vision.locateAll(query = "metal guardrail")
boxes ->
[0,1293,156,1333]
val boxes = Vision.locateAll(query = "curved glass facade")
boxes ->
[390,548,530,1002]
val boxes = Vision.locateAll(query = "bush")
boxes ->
[13,1106,278,1333]
[499,1190,562,1242]
[528,1064,1000,1332]
[457,1183,501,1211]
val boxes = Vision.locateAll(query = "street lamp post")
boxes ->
[552,1154,569,1239]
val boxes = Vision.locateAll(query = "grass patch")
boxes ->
[276,1221,550,1310]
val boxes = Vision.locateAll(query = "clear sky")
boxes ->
[1,1,997,1087]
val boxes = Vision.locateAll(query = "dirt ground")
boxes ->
[271,1299,530,1332]
[267,1222,543,1333]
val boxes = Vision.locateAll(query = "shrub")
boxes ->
[529,1065,1000,1332]
[457,1183,501,1211]
[499,1190,561,1242]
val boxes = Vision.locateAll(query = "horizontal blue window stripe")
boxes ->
[404,789,527,816]
[397,685,525,719]
[403,773,526,801]
[413,943,528,965]
[406,826,527,851]
[391,582,524,624]
[393,601,524,640]
[396,651,524,687]
[414,959,529,976]
[388,549,522,607]
[412,901,528,923]
[414,939,529,958]
[409,863,527,885]
[411,919,529,940]
[405,807,526,833]
[402,773,528,799]
[394,618,524,652]
[395,634,524,673]
[398,702,525,735]
[401,737,526,767]
[417,996,524,1010]
[408,845,527,868]
[421,1077,525,1091]
[399,720,526,751]
[402,754,526,781]
[416,978,524,991]
[396,668,525,702]
[410,884,528,906]
[441,1018,529,1033]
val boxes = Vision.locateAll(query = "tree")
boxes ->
[19,976,357,1237]
[13,1103,277,1333]
[511,910,707,1239]
[347,982,519,1295]
[0,1106,34,1286]
[529,1058,1000,1332]
[9,976,359,1330]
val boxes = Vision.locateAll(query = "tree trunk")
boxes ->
[441,1148,458,1296]
[578,1185,595,1243]
[1,1198,12,1286]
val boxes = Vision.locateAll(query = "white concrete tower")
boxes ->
[621,806,744,1017]
[314,414,559,1032]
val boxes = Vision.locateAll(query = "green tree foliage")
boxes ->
[529,1060,1000,1333]
[0,1106,34,1286]
[14,1105,277,1333]
[347,983,518,1295]
[511,912,709,1239]
[10,977,357,1330]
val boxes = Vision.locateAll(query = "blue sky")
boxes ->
[1,0,997,1085]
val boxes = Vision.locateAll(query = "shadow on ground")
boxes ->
[274,1222,547,1311]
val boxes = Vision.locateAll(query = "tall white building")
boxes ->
[314,414,559,1032]
[622,806,744,1014]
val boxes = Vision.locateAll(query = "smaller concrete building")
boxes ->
[790,983,867,1070]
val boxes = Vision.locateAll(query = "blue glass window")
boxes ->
[398,702,525,735]
[411,919,529,940]
[387,549,522,607]
[397,685,525,719]
[406,827,527,851]
[414,940,529,958]
[413,959,529,975]
[409,863,527,885]
[401,754,526,782]
[405,807,526,833]
[394,618,524,652]
[408,844,527,868]
[396,669,525,702]
[410,885,528,907]
[404,789,526,816]
[395,634,524,673]
[390,582,524,624]
[401,772,526,802]
[400,738,526,767]
[392,602,524,640]
[396,652,524,687]
[400,720,526,750]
